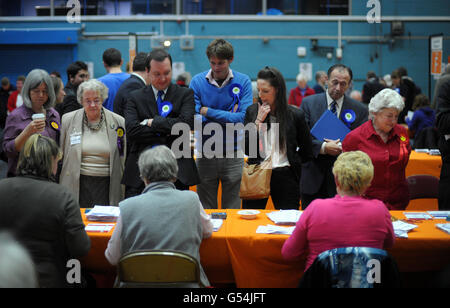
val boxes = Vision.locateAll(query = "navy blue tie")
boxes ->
[330,101,337,117]
[157,90,164,114]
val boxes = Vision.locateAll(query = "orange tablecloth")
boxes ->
[81,209,450,288]
[190,151,442,211]
[406,151,442,178]
[405,151,442,211]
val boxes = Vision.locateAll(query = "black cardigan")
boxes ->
[243,103,313,179]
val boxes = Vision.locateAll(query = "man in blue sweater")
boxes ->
[190,39,252,209]
[98,48,130,111]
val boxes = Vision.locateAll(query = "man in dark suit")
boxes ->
[435,77,450,210]
[113,52,150,117]
[123,48,199,198]
[300,64,369,209]
[57,61,89,118]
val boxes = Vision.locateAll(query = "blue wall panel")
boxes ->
[0,5,449,100]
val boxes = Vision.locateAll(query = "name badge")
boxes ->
[70,133,82,145]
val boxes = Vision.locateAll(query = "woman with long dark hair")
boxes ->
[242,67,313,210]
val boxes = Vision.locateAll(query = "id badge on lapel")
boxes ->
[70,132,82,146]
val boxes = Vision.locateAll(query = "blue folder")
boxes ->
[310,109,351,141]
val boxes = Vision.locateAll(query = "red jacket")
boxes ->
[288,86,315,107]
[342,121,411,210]
[7,90,20,113]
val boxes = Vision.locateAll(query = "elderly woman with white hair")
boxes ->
[105,145,213,287]
[2,69,60,177]
[343,88,411,210]
[288,73,315,107]
[60,79,126,207]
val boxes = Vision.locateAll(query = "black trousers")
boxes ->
[79,175,110,208]
[301,172,337,210]
[242,166,300,210]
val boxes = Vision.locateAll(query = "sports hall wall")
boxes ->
[0,0,449,99]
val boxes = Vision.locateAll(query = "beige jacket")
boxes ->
[60,108,126,206]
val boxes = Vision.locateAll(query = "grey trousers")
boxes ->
[196,156,244,209]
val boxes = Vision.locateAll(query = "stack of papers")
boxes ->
[85,206,120,222]
[256,224,295,235]
[211,219,223,232]
[392,220,418,238]
[415,149,441,155]
[266,210,302,225]
[85,223,115,233]
[436,224,450,234]
[427,211,450,219]
[403,212,432,220]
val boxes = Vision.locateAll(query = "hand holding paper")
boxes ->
[324,138,343,156]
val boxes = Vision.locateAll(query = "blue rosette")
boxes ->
[341,109,356,128]
[158,101,173,118]
[228,83,242,113]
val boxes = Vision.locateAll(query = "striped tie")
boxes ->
[330,101,337,117]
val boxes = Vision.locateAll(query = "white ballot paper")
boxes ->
[86,206,120,222]
[256,224,295,235]
[436,223,450,234]
[403,212,432,220]
[427,211,450,219]
[211,219,223,232]
[266,210,302,225]
[85,223,115,233]
[392,220,418,238]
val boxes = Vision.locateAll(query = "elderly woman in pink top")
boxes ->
[282,151,395,271]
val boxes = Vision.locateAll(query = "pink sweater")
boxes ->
[282,195,395,271]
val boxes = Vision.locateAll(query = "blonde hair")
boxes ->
[332,151,374,195]
[17,134,62,180]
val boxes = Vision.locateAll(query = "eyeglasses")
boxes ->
[83,98,102,106]
[30,89,48,96]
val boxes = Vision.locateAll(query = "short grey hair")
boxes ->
[368,88,404,119]
[22,69,56,110]
[0,232,38,288]
[138,145,178,183]
[77,79,109,104]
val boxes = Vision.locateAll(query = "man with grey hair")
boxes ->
[105,145,213,286]
[312,71,327,94]
[0,232,38,288]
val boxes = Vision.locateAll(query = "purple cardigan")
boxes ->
[2,105,60,176]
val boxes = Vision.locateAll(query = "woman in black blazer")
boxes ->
[243,67,313,210]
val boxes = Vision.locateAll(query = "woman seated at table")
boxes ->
[0,134,90,287]
[60,79,126,207]
[282,151,395,271]
[242,66,313,210]
[342,88,411,210]
[2,69,60,177]
[105,145,213,287]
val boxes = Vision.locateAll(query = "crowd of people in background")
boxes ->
[0,39,449,288]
